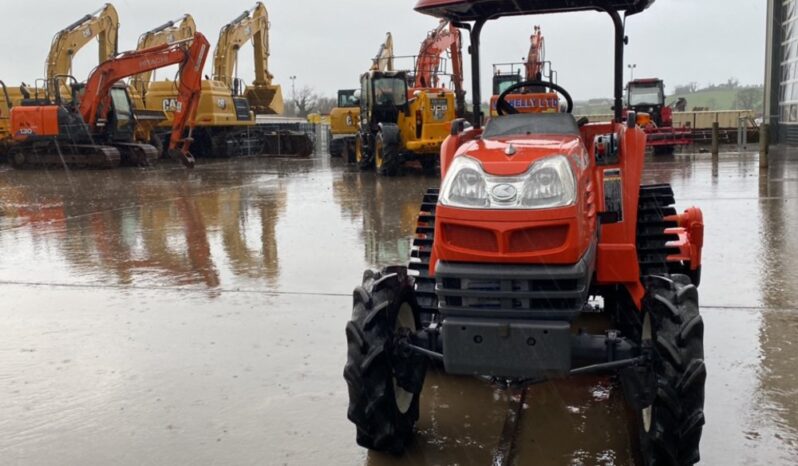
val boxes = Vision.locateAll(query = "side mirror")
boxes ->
[450,118,467,136]
[594,133,619,165]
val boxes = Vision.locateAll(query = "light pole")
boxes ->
[289,75,297,115]
[627,64,637,82]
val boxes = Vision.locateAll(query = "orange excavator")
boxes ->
[490,26,559,116]
[8,32,210,169]
[412,20,466,117]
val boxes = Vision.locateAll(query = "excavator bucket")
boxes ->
[245,84,284,115]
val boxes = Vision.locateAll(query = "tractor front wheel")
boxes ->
[635,274,706,466]
[343,267,427,454]
[374,132,399,176]
[355,135,372,170]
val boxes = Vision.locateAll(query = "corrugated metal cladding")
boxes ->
[779,0,798,142]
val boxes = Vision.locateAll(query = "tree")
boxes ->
[735,88,763,110]
[292,85,318,118]
[725,77,740,89]
[316,96,337,114]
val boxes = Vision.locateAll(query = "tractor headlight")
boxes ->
[440,155,576,210]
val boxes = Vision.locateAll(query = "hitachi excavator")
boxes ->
[1,4,119,159]
[146,2,312,158]
[490,26,560,116]
[128,14,198,154]
[353,21,464,175]
[7,33,211,169]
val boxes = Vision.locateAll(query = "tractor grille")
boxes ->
[435,243,595,321]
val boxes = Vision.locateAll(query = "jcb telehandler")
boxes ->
[354,23,463,176]
[8,33,210,168]
[344,1,706,465]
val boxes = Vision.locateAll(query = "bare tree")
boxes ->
[735,88,763,110]
[293,85,318,118]
[316,96,337,114]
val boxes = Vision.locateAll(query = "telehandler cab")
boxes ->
[344,1,706,465]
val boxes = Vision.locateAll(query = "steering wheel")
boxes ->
[496,80,574,116]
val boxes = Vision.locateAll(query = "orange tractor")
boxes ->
[7,33,210,169]
[344,1,706,465]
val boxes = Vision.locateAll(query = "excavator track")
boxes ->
[113,142,160,166]
[190,128,314,158]
[8,143,122,169]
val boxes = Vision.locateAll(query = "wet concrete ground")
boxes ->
[0,146,797,465]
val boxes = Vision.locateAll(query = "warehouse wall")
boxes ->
[771,0,798,144]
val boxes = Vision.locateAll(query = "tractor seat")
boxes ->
[482,113,579,140]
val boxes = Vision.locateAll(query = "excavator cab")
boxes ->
[105,84,137,142]
[492,66,523,96]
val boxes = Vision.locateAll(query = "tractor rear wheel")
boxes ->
[375,132,399,176]
[344,267,427,454]
[355,135,372,170]
[635,274,706,466]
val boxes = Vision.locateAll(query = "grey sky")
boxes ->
[0,1,766,103]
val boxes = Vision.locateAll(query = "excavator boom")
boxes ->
[370,33,394,72]
[77,33,210,166]
[46,3,119,97]
[526,25,545,80]
[413,20,465,115]
[131,14,197,99]
[212,2,283,114]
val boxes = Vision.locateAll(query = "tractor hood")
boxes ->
[455,134,586,177]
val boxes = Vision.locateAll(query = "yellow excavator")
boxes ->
[212,2,284,115]
[45,3,119,100]
[1,3,119,158]
[328,89,360,160]
[145,2,311,157]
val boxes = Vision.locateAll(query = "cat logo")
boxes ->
[346,114,354,127]
[162,98,183,113]
[217,98,227,109]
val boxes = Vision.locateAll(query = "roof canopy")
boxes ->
[414,0,654,21]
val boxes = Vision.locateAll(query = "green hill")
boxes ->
[573,86,764,115]
[668,88,742,111]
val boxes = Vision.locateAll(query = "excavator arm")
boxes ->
[131,14,197,99]
[370,33,395,72]
[526,26,545,81]
[212,2,283,114]
[46,3,119,97]
[413,21,465,116]
[80,33,211,167]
